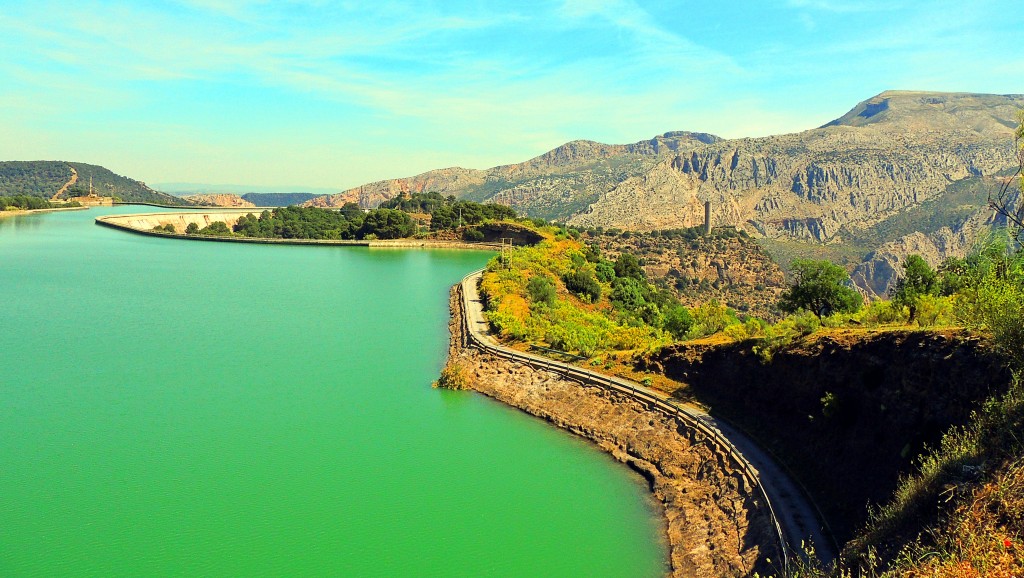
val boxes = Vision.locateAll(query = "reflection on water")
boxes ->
[0,212,45,233]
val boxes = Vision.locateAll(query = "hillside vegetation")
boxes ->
[0,161,190,206]
[584,226,787,320]
[241,192,317,206]
[1,195,79,211]
[478,213,1024,577]
[164,198,541,244]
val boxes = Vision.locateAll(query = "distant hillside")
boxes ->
[154,183,337,196]
[0,161,190,206]
[182,194,256,208]
[241,192,317,206]
[178,192,318,207]
[304,132,721,220]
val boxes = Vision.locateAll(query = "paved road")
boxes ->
[461,270,837,568]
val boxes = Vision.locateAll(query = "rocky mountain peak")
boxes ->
[823,90,1024,132]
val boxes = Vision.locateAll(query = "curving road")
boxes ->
[460,269,837,570]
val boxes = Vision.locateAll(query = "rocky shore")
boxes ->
[0,206,89,218]
[443,285,778,577]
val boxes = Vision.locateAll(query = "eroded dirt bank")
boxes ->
[643,329,1013,545]
[444,286,778,577]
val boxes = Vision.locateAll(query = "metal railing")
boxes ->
[458,269,790,575]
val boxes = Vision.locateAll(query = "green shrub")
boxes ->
[526,275,557,307]
[662,305,694,340]
[752,318,802,363]
[779,258,862,317]
[484,309,530,341]
[434,362,471,390]
[687,300,736,339]
[614,252,645,280]
[198,221,232,236]
[890,254,939,323]
[462,228,485,242]
[723,317,765,342]
[914,294,954,327]
[611,277,647,310]
[791,309,821,335]
[860,300,904,326]
[563,269,601,302]
[595,261,615,283]
[545,323,599,357]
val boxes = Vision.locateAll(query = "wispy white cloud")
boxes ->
[1,0,1018,188]
[786,0,897,13]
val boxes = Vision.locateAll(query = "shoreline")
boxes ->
[445,275,782,577]
[0,206,90,219]
[95,211,502,251]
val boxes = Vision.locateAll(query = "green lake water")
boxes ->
[0,207,666,576]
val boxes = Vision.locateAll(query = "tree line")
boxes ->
[378,192,517,230]
[178,206,417,240]
[0,195,77,210]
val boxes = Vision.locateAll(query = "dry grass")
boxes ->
[899,462,1024,578]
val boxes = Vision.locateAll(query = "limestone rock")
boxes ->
[182,193,255,208]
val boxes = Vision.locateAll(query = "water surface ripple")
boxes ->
[0,207,666,577]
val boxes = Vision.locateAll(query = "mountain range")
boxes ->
[304,91,1024,295]
[3,91,1020,297]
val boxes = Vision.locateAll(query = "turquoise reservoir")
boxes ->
[0,207,666,576]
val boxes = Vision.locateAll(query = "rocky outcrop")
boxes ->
[573,92,1023,242]
[182,193,256,208]
[851,188,1022,298]
[592,230,787,319]
[445,287,777,577]
[305,167,489,209]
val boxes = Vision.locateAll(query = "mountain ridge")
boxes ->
[303,90,1023,295]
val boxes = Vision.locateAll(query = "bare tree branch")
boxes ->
[988,111,1024,243]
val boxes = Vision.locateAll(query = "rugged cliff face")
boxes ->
[851,187,1022,298]
[303,133,720,220]
[572,92,1022,243]
[308,91,1023,295]
[182,193,256,208]
[641,329,1013,544]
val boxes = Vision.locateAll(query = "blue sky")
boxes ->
[1,1,1020,191]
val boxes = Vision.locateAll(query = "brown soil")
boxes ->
[51,164,77,201]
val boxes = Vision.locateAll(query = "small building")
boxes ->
[72,194,113,206]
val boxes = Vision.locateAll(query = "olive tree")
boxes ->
[891,255,939,323]
[779,259,862,317]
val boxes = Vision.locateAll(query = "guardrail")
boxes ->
[458,268,790,575]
